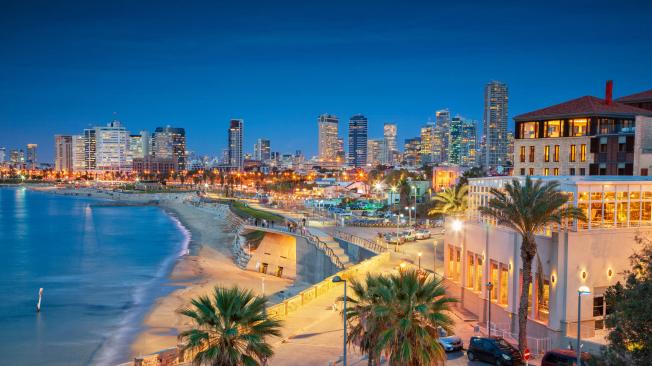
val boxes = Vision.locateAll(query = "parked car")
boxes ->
[415,229,432,240]
[437,327,463,352]
[541,349,592,366]
[400,230,417,242]
[384,233,405,244]
[467,336,523,366]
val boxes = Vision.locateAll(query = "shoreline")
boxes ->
[40,186,295,363]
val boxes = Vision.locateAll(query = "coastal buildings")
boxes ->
[383,123,398,165]
[132,156,176,176]
[366,138,383,167]
[26,144,38,169]
[419,123,435,164]
[228,119,244,170]
[9,149,24,168]
[445,175,652,349]
[482,81,509,170]
[254,138,271,162]
[152,126,186,171]
[54,135,73,172]
[403,137,421,166]
[317,114,339,164]
[513,82,652,176]
[348,114,368,168]
[0,147,5,165]
[93,121,130,172]
[448,117,478,167]
[436,109,451,163]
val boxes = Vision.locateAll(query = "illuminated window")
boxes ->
[448,246,455,278]
[580,144,587,162]
[519,146,526,163]
[553,168,559,176]
[537,280,550,322]
[529,168,534,175]
[455,248,461,282]
[544,168,549,176]
[544,120,562,137]
[475,256,483,292]
[490,262,499,301]
[569,145,576,162]
[544,146,550,162]
[499,265,509,305]
[520,122,538,139]
[604,202,615,226]
[570,118,588,136]
[529,146,535,162]
[617,201,628,226]
[467,253,475,288]
[553,145,560,162]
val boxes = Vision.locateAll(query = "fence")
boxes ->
[479,322,552,357]
[332,229,388,254]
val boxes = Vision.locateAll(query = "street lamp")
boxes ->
[411,185,417,225]
[396,214,404,252]
[418,252,422,270]
[576,285,591,366]
[451,218,463,233]
[332,275,348,366]
[405,206,411,226]
[486,282,494,337]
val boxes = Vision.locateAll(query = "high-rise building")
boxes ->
[403,138,421,167]
[93,120,130,172]
[254,138,271,162]
[72,135,86,172]
[318,114,339,163]
[436,109,451,162]
[10,149,25,168]
[336,138,345,164]
[128,134,144,168]
[382,123,398,165]
[228,119,244,170]
[448,117,463,165]
[153,126,186,171]
[54,135,73,172]
[482,81,509,169]
[367,138,384,167]
[506,131,514,166]
[83,128,97,171]
[461,120,478,167]
[26,144,38,169]
[419,123,435,164]
[0,147,5,164]
[348,114,368,168]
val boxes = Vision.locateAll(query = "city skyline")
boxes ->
[2,1,652,162]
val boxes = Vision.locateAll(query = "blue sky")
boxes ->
[1,0,652,162]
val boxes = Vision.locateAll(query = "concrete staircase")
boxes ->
[313,232,353,269]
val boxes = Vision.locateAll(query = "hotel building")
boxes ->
[444,175,652,353]
[513,82,652,177]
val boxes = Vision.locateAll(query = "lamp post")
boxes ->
[486,282,494,337]
[412,185,417,226]
[418,252,422,270]
[395,214,404,252]
[332,276,347,366]
[577,285,591,366]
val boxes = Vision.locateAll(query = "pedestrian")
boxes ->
[302,217,306,227]
[262,219,267,228]
[254,218,259,226]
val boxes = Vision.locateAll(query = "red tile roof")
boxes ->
[615,89,652,103]
[514,95,652,121]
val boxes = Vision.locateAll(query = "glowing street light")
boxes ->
[451,218,463,232]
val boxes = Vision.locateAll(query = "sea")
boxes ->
[0,187,190,366]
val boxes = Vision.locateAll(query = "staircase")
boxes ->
[312,232,353,269]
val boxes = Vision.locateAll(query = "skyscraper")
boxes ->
[482,81,509,169]
[336,138,345,164]
[419,123,435,164]
[403,137,421,167]
[382,123,397,165]
[317,114,339,163]
[228,119,244,170]
[54,135,73,172]
[94,120,129,172]
[436,109,451,162]
[348,114,368,168]
[10,149,25,168]
[26,144,38,169]
[366,139,383,167]
[460,120,478,167]
[448,117,463,165]
[0,147,5,164]
[254,138,271,162]
[153,126,186,171]
[72,135,86,172]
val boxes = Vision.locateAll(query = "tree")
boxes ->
[343,270,456,366]
[602,236,652,365]
[456,167,485,187]
[428,184,468,217]
[178,286,282,366]
[479,176,585,352]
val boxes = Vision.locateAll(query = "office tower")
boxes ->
[54,135,73,172]
[336,138,345,164]
[128,134,144,167]
[10,149,25,168]
[83,128,97,171]
[419,123,435,164]
[436,109,451,162]
[318,114,339,163]
[0,147,5,164]
[72,135,86,172]
[228,119,244,170]
[348,114,368,168]
[506,131,514,165]
[448,117,463,165]
[382,123,398,165]
[26,144,38,169]
[403,137,421,167]
[140,130,152,157]
[460,120,478,167]
[254,138,271,162]
[482,81,509,168]
[91,120,129,172]
[367,138,383,167]
[153,126,186,171]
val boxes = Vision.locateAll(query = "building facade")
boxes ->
[513,83,652,177]
[254,138,271,162]
[382,123,398,165]
[94,121,129,172]
[318,114,339,163]
[54,135,73,172]
[348,114,368,168]
[228,119,244,170]
[482,81,509,169]
[436,109,451,163]
[403,137,421,167]
[26,144,38,169]
[153,126,186,171]
[72,135,86,172]
[366,138,383,167]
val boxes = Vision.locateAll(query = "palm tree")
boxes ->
[178,286,282,366]
[428,184,468,217]
[479,176,585,352]
[344,270,456,366]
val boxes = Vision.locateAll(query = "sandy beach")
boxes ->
[38,187,295,360]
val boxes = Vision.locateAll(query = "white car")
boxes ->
[415,229,432,240]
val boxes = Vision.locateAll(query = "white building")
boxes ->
[94,120,130,172]
[228,119,244,170]
[54,135,73,172]
[383,123,398,165]
[318,114,339,163]
[72,135,86,172]
[444,175,652,354]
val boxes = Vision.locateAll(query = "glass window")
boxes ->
[580,144,587,162]
[553,145,560,162]
[519,146,526,163]
[617,202,628,226]
[604,191,615,201]
[544,120,562,137]
[630,201,641,226]
[520,122,538,139]
[591,202,603,227]
[553,168,559,176]
[570,145,576,162]
[500,265,509,305]
[529,146,535,162]
[643,202,652,222]
[570,118,588,136]
[544,168,549,176]
[467,253,475,288]
[643,191,652,199]
[603,202,614,226]
[537,280,550,322]
[544,146,550,162]
[455,248,461,282]
[475,256,483,292]
[490,262,499,301]
[448,246,455,278]
[529,168,534,176]
[578,191,589,201]
[591,191,603,201]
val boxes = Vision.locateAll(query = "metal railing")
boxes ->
[332,229,388,254]
[479,322,552,357]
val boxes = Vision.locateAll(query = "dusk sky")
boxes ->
[2,0,652,162]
